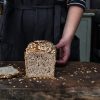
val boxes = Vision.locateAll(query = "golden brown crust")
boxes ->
[25,40,56,56]
[0,73,19,79]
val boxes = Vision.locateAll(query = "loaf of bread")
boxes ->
[25,40,56,79]
[0,65,19,78]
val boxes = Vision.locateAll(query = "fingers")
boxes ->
[56,55,69,64]
[59,48,63,59]
[56,47,70,64]
[56,37,71,64]
[56,39,65,49]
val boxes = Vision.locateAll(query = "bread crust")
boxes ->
[25,40,56,79]
[25,40,56,56]
[0,66,19,79]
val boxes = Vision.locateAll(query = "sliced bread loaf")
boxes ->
[25,40,56,79]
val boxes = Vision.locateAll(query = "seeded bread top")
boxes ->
[25,40,56,55]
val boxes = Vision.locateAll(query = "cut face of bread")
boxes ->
[25,40,56,79]
[0,65,19,78]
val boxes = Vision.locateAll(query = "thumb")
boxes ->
[56,39,65,48]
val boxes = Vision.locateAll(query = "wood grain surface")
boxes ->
[0,61,100,100]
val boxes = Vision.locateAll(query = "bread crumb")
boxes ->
[13,86,16,88]
[25,85,28,88]
[91,81,95,84]
[9,82,12,84]
[94,70,98,73]
[86,71,91,74]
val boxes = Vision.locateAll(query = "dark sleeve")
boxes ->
[67,0,86,10]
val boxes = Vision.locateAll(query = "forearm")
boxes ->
[56,2,86,63]
[62,6,84,41]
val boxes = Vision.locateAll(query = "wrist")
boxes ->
[62,32,74,42]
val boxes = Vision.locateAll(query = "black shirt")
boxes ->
[0,0,86,61]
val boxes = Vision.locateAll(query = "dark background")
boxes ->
[0,0,100,62]
[90,0,100,62]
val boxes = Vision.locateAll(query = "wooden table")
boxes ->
[0,61,100,100]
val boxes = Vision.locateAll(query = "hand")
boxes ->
[56,37,72,64]
[55,5,83,64]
